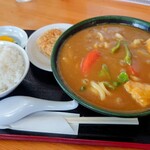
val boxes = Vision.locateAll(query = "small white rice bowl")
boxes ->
[0,41,29,98]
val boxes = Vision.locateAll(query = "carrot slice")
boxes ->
[81,49,101,75]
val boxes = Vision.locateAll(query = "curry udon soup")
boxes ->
[57,24,150,113]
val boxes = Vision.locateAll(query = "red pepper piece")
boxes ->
[128,66,138,76]
[81,49,101,75]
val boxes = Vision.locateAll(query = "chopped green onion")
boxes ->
[111,40,121,53]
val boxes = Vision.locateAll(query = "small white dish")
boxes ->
[0,41,30,98]
[25,23,72,72]
[0,26,28,48]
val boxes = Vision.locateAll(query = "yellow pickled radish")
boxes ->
[0,35,15,42]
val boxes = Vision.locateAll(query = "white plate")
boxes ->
[26,23,73,72]
[0,26,28,48]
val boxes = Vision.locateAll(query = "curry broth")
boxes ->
[58,24,150,113]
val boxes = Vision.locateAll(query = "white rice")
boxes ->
[0,45,25,93]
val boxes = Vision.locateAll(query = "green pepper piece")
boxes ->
[111,40,121,53]
[99,64,111,80]
[103,71,129,91]
[124,42,132,65]
[112,81,121,87]
[104,81,116,90]
[117,71,129,83]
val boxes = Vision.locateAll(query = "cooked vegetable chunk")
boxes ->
[146,38,150,53]
[124,81,150,107]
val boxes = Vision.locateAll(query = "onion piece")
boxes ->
[90,81,111,100]
[99,82,111,96]
[91,81,105,100]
